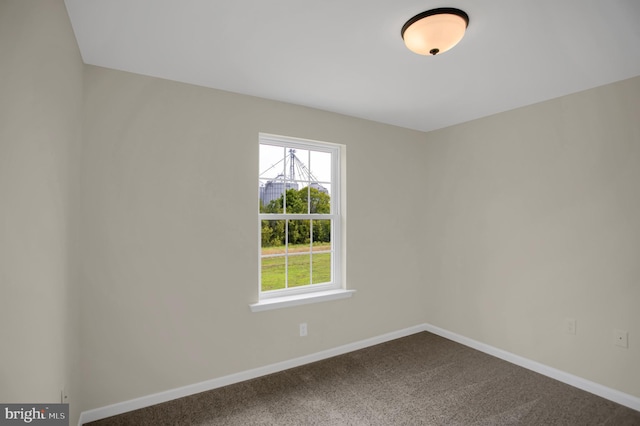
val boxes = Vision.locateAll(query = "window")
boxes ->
[257,133,345,306]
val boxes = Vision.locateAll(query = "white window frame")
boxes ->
[252,133,351,312]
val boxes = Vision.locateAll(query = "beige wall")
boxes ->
[422,75,640,398]
[0,0,83,421]
[79,66,427,409]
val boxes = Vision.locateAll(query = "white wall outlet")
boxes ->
[299,322,307,337]
[613,329,628,348]
[564,318,576,335]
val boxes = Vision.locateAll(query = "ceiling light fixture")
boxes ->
[401,8,469,56]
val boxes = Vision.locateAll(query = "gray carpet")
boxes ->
[86,332,640,425]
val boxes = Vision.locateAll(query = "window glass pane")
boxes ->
[260,178,282,213]
[287,219,310,247]
[312,219,331,284]
[302,185,311,214]
[259,144,285,180]
[288,254,311,288]
[309,183,331,214]
[312,219,331,247]
[312,252,331,284]
[283,187,304,214]
[309,150,332,183]
[261,255,286,291]
[287,148,309,185]
[261,220,285,252]
[261,179,295,213]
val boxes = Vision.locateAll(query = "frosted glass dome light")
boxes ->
[401,8,469,56]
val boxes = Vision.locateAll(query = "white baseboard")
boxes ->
[78,324,425,425]
[79,323,640,424]
[422,323,640,413]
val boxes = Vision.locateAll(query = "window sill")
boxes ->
[250,289,355,312]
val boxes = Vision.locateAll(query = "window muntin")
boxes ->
[259,134,341,299]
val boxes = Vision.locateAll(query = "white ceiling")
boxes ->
[64,0,640,132]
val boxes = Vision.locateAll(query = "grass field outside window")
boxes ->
[261,243,331,291]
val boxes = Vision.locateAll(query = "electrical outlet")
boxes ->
[299,323,307,337]
[613,329,628,348]
[564,318,576,335]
